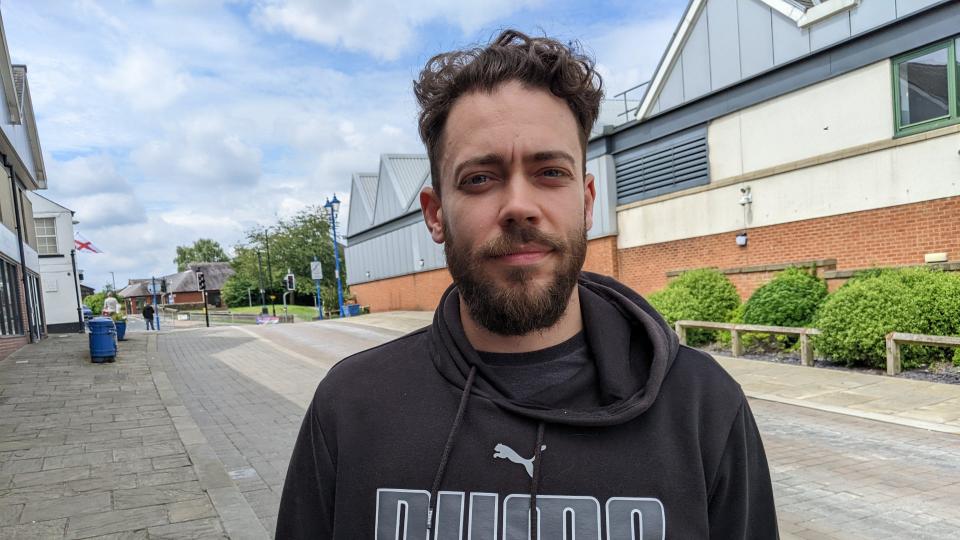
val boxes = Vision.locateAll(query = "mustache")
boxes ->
[477,225,566,258]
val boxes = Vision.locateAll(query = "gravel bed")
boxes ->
[699,344,960,385]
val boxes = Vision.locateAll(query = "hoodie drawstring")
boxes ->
[425,365,548,540]
[427,365,477,535]
[529,421,545,540]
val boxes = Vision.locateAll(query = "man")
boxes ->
[142,303,155,331]
[277,30,777,539]
[101,293,119,317]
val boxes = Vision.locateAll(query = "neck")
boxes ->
[459,288,583,353]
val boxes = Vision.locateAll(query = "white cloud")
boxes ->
[252,0,544,60]
[133,118,263,188]
[68,192,146,229]
[97,46,191,110]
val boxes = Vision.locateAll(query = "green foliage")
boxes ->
[742,267,828,328]
[83,291,107,314]
[174,238,229,271]
[224,207,350,310]
[813,268,960,369]
[648,268,741,345]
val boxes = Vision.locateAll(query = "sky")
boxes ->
[3,0,685,292]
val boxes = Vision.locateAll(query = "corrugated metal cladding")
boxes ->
[345,221,445,284]
[614,125,708,206]
[652,0,944,115]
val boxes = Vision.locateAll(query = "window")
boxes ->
[893,39,959,136]
[34,217,58,255]
[0,260,23,336]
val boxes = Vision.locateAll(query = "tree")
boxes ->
[83,291,107,314]
[174,239,229,271]
[220,206,349,310]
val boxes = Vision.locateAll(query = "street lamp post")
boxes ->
[256,250,267,315]
[263,229,276,316]
[323,195,346,318]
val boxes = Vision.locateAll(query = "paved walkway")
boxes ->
[0,332,263,539]
[1,312,959,538]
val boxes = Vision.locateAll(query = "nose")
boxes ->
[497,173,542,228]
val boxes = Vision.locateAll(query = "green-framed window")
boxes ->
[893,39,959,137]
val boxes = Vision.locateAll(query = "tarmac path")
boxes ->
[155,319,960,539]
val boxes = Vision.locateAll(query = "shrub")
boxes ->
[813,268,960,369]
[648,268,740,346]
[83,291,107,315]
[742,267,828,328]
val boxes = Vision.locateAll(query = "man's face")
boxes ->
[421,80,596,336]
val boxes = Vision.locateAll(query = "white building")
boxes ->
[27,192,83,333]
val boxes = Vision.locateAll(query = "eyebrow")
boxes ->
[529,151,576,167]
[452,150,577,181]
[453,154,503,182]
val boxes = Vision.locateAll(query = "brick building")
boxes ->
[0,11,50,359]
[119,262,234,314]
[345,0,960,312]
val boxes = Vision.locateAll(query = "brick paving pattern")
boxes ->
[0,333,226,539]
[754,400,960,539]
[154,324,394,536]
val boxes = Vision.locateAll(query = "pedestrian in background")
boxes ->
[101,293,119,317]
[142,303,155,331]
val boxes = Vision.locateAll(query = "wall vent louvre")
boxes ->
[615,126,709,205]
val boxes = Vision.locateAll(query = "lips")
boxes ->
[493,245,552,265]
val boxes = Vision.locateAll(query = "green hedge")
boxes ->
[813,268,960,369]
[742,267,828,328]
[648,268,740,346]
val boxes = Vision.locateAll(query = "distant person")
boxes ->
[142,303,155,331]
[278,30,777,538]
[102,293,119,317]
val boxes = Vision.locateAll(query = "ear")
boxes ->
[420,187,445,244]
[583,172,596,232]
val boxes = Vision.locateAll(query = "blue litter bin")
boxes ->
[115,320,127,341]
[88,317,117,363]
[345,304,361,317]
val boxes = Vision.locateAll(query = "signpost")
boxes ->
[311,258,323,320]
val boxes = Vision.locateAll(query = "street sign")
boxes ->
[311,261,323,280]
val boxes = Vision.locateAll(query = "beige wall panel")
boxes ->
[0,170,14,234]
[708,60,893,180]
[618,132,960,249]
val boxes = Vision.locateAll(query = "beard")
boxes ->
[444,219,587,336]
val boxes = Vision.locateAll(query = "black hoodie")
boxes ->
[277,272,778,539]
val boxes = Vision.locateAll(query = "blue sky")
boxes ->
[3,0,685,291]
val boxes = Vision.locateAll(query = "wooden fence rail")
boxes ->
[674,320,822,367]
[885,332,960,376]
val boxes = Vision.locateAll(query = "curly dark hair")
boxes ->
[414,29,603,195]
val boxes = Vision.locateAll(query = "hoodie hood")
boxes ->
[429,271,679,427]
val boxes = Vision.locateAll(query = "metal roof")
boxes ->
[384,154,430,210]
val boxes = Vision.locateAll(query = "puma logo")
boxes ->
[493,443,546,478]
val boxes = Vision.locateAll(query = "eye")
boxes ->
[461,174,490,187]
[541,168,566,177]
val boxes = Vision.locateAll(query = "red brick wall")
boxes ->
[618,196,960,298]
[352,237,623,312]
[583,235,619,278]
[173,291,205,304]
